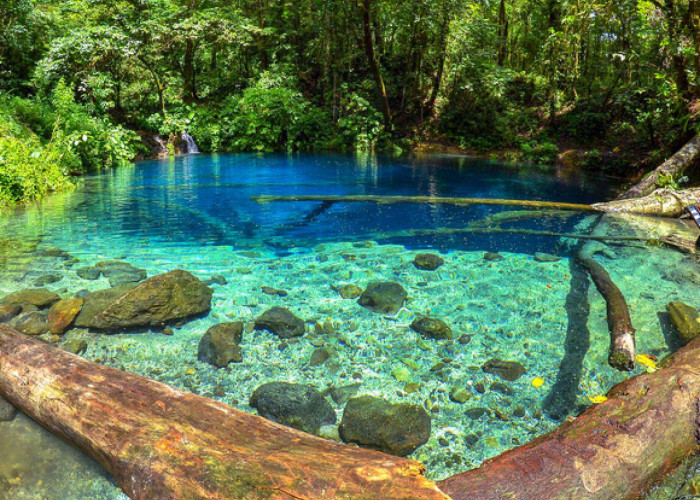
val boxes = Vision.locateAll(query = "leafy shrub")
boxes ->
[335,91,390,151]
[520,140,559,165]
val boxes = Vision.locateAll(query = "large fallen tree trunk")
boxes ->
[438,336,700,500]
[618,134,700,200]
[255,191,700,218]
[0,325,447,500]
[594,187,700,218]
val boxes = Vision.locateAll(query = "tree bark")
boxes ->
[183,38,196,102]
[360,0,392,127]
[438,336,700,500]
[595,187,700,217]
[0,325,447,500]
[617,134,700,200]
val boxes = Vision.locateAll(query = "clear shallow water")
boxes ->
[0,153,697,499]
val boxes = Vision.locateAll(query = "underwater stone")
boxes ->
[483,252,505,262]
[464,407,490,420]
[261,286,288,297]
[338,284,363,300]
[0,395,16,421]
[411,317,453,340]
[95,260,147,287]
[310,347,331,367]
[329,383,361,406]
[482,358,526,381]
[1,288,59,309]
[47,298,83,335]
[339,396,431,457]
[534,252,561,262]
[357,282,407,315]
[33,274,63,287]
[0,304,21,323]
[76,266,101,280]
[74,271,212,331]
[413,253,445,271]
[207,275,228,286]
[12,311,49,336]
[449,387,472,404]
[249,382,336,435]
[458,334,472,345]
[62,338,88,355]
[198,322,244,367]
[667,302,700,345]
[490,382,514,395]
[255,307,305,338]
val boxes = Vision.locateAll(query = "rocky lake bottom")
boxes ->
[1,228,699,499]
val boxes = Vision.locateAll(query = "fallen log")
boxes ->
[593,187,700,218]
[253,194,598,211]
[618,134,700,200]
[576,241,636,371]
[0,325,447,500]
[438,336,700,500]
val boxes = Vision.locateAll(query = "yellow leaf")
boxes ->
[531,377,544,388]
[588,395,608,404]
[635,354,657,373]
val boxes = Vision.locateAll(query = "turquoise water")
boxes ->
[0,153,697,498]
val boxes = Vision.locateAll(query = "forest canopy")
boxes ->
[0,0,699,204]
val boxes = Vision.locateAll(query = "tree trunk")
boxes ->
[360,0,392,127]
[183,38,196,102]
[595,187,700,217]
[0,325,447,500]
[438,336,700,500]
[618,134,700,199]
[497,0,508,67]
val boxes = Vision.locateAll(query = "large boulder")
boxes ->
[198,322,244,367]
[254,307,305,338]
[357,282,407,314]
[1,288,59,309]
[74,270,212,331]
[47,298,83,334]
[667,302,700,345]
[339,396,431,456]
[249,382,335,435]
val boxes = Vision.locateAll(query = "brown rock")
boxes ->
[48,298,84,334]
[0,303,21,323]
[667,301,700,345]
[1,288,59,309]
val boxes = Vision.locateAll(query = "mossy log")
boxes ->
[0,325,447,500]
[593,188,700,218]
[576,242,636,371]
[438,336,700,500]
[618,134,700,200]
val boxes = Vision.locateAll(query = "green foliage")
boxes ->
[520,140,559,165]
[335,91,390,151]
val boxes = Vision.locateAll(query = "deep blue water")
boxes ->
[52,153,618,255]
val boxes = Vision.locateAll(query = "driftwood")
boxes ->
[618,134,700,200]
[576,240,636,371]
[438,336,700,500]
[0,325,447,500]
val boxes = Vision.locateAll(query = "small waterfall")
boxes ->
[181,131,200,154]
[154,134,168,156]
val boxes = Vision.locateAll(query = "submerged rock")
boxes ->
[357,282,407,314]
[74,270,212,331]
[96,260,147,287]
[667,302,700,345]
[338,284,363,300]
[0,304,21,323]
[411,316,452,340]
[534,252,561,263]
[198,322,244,367]
[33,274,63,287]
[413,253,445,271]
[339,395,431,456]
[0,395,16,422]
[12,311,49,336]
[76,266,101,280]
[309,346,332,366]
[47,298,83,334]
[261,286,288,297]
[483,252,504,262]
[61,338,88,355]
[328,383,361,406]
[254,307,305,338]
[1,288,59,309]
[482,358,526,381]
[249,382,335,435]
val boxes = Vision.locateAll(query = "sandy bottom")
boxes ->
[0,232,697,498]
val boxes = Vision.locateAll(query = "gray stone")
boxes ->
[95,260,147,287]
[76,266,101,280]
[357,282,407,314]
[329,383,361,406]
[411,316,452,340]
[249,382,336,435]
[198,322,244,367]
[339,395,431,456]
[482,358,526,381]
[255,307,305,338]
[413,253,445,271]
[309,347,331,366]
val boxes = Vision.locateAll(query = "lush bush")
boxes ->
[520,140,559,165]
